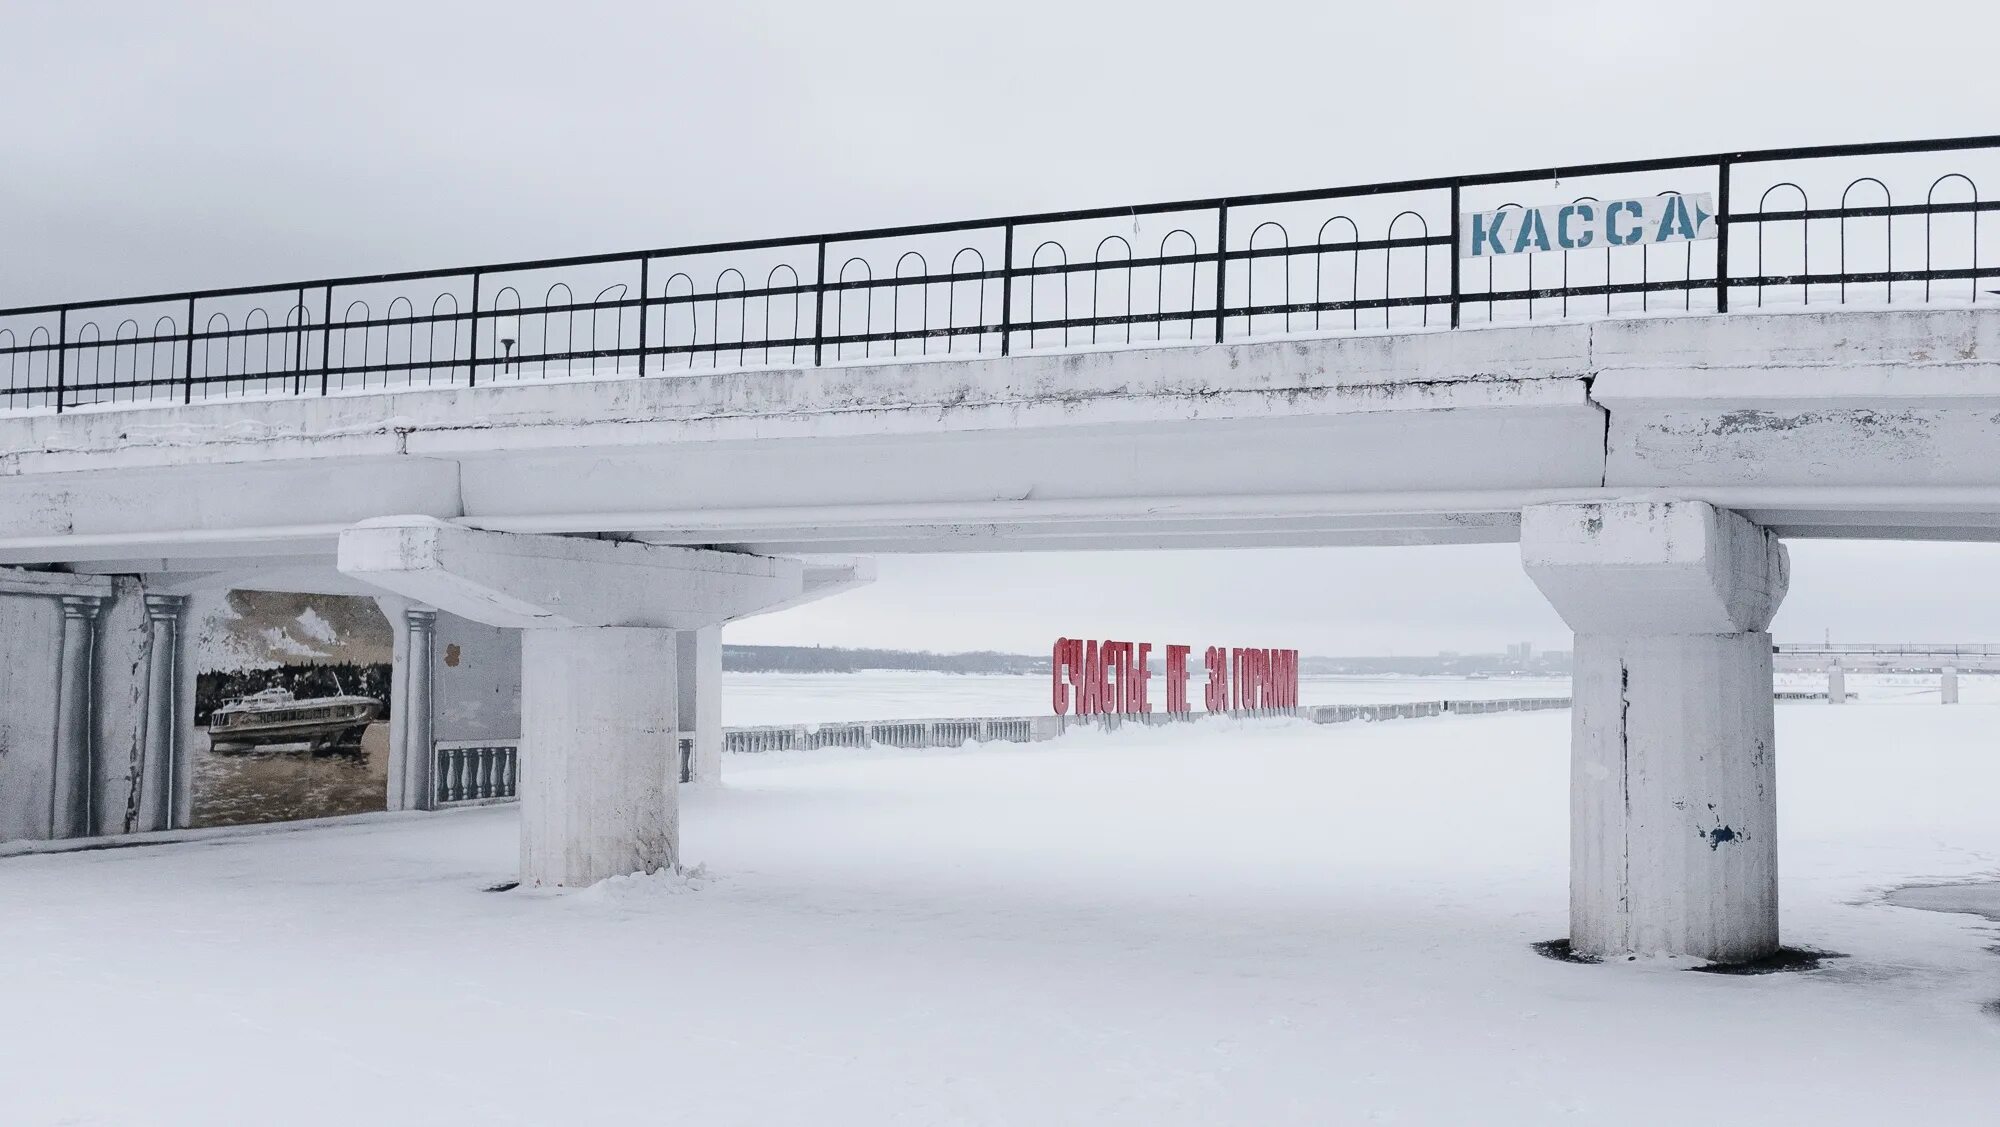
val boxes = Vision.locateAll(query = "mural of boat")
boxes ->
[207,687,382,754]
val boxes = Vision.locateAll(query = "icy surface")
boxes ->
[723,670,1575,724]
[3,707,1999,1124]
[715,669,2000,725]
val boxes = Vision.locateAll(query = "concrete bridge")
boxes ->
[5,134,1999,966]
[1778,643,2000,703]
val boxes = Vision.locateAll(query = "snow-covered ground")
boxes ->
[723,671,1575,724]
[4,705,1998,1125]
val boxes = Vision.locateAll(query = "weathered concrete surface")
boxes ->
[336,518,809,630]
[3,308,2000,565]
[1596,309,2000,540]
[519,627,679,887]
[1524,501,1786,962]
[0,593,65,841]
[0,570,160,845]
[677,625,722,785]
[0,319,1601,564]
[337,523,867,884]
[434,611,522,745]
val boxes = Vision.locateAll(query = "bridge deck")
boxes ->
[1,307,1998,570]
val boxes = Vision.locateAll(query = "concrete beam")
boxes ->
[335,517,807,630]
[9,310,2000,563]
[0,567,114,599]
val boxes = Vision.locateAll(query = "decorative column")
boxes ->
[676,625,723,784]
[1523,500,1788,964]
[139,594,187,833]
[51,595,106,839]
[402,607,438,811]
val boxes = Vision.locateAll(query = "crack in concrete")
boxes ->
[1618,659,1631,929]
[1581,324,1609,487]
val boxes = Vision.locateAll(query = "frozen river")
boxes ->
[722,670,1575,725]
[5,704,1997,1124]
[722,669,2000,724]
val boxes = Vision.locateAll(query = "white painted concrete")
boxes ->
[136,594,185,833]
[402,608,438,811]
[379,609,520,806]
[1523,500,1786,962]
[374,595,416,812]
[677,626,722,784]
[337,518,808,629]
[0,569,117,598]
[336,523,865,883]
[0,593,64,841]
[432,611,521,744]
[519,628,678,887]
[87,580,148,837]
[51,596,103,839]
[9,309,2000,566]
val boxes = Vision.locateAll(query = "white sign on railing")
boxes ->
[1459,193,1718,259]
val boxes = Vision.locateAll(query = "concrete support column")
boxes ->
[520,628,678,886]
[138,594,187,833]
[1941,666,1959,705]
[676,625,723,784]
[402,607,438,811]
[51,595,106,839]
[1523,500,1789,963]
[340,518,870,886]
[1828,660,1846,704]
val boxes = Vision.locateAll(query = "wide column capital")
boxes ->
[336,517,820,630]
[1521,500,1788,635]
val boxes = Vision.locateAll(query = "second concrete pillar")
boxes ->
[1523,500,1788,963]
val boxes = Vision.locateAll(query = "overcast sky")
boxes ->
[5,0,1997,655]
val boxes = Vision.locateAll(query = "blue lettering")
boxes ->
[1557,204,1595,250]
[1512,209,1553,254]
[1469,210,1508,257]
[1655,194,1699,242]
[1606,200,1643,246]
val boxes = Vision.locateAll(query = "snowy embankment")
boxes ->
[3,708,1998,1124]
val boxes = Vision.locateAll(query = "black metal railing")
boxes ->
[5,135,1998,413]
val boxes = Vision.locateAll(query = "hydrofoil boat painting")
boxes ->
[206,687,382,754]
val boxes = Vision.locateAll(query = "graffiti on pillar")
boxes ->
[189,591,393,828]
[1050,638,1300,716]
